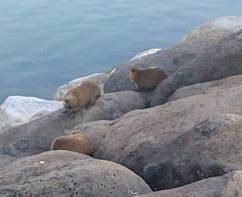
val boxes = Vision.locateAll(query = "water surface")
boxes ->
[0,0,241,102]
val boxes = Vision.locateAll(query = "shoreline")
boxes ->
[1,16,242,196]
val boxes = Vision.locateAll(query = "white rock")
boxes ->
[0,96,63,131]
[211,16,242,31]
[54,72,112,101]
[130,49,162,61]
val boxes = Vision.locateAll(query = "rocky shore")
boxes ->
[1,16,242,196]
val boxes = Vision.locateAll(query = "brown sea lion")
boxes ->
[51,132,93,155]
[64,81,101,113]
[129,67,167,91]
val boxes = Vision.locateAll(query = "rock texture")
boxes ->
[74,77,242,190]
[138,113,242,190]
[0,91,146,167]
[169,75,242,101]
[104,16,242,94]
[54,72,111,101]
[137,171,242,197]
[151,16,242,106]
[0,150,151,197]
[0,96,63,131]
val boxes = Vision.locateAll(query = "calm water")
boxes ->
[0,0,241,102]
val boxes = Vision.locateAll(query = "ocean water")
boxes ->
[0,0,241,102]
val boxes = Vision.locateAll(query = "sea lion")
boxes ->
[64,81,101,113]
[51,132,93,155]
[129,67,167,91]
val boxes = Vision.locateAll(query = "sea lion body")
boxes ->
[64,81,101,113]
[130,67,167,91]
[51,132,93,155]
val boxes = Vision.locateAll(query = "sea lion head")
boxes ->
[64,94,77,110]
[129,67,140,81]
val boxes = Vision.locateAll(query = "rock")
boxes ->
[51,132,94,155]
[104,16,242,94]
[74,80,242,190]
[169,75,242,101]
[103,48,193,94]
[0,91,146,167]
[138,113,242,190]
[0,96,63,130]
[54,72,111,101]
[181,16,242,45]
[0,150,152,197]
[130,49,162,61]
[151,16,242,106]
[137,171,242,197]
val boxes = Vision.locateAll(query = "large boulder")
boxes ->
[104,16,242,94]
[0,91,146,167]
[73,78,242,190]
[0,150,151,197]
[169,75,242,101]
[137,171,242,197]
[181,16,242,46]
[151,17,242,106]
[0,96,63,130]
[137,113,242,190]
[54,72,111,101]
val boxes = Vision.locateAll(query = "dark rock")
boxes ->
[137,171,242,197]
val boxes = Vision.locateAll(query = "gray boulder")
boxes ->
[104,16,242,94]
[0,150,151,197]
[0,91,146,167]
[103,47,196,94]
[151,17,242,106]
[137,171,242,197]
[137,113,242,190]
[169,75,242,101]
[181,16,242,46]
[74,79,242,190]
